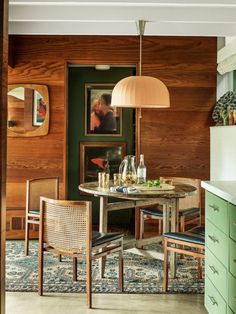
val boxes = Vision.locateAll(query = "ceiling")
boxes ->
[9,0,236,37]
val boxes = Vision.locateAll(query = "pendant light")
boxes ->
[111,20,170,108]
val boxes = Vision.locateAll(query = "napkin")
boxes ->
[110,186,138,193]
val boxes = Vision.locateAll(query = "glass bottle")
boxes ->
[137,154,147,184]
[104,152,110,174]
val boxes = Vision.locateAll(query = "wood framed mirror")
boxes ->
[7,84,49,137]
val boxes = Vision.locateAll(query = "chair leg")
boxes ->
[197,257,203,279]
[180,216,185,232]
[25,220,30,256]
[179,217,185,259]
[139,211,144,240]
[38,248,44,296]
[163,238,168,293]
[118,249,124,292]
[73,257,77,281]
[58,254,62,262]
[86,256,92,309]
[158,219,162,236]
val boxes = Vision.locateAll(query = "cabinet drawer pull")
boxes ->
[234,259,236,263]
[208,295,218,306]
[208,235,219,243]
[233,221,236,226]
[209,204,219,212]
[209,265,218,274]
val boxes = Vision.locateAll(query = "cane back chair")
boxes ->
[38,197,124,309]
[25,177,59,255]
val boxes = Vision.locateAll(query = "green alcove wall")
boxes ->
[234,71,236,90]
[68,66,135,228]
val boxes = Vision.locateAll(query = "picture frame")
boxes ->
[80,141,127,183]
[84,83,122,136]
[33,90,46,126]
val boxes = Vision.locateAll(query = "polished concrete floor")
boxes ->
[7,292,207,314]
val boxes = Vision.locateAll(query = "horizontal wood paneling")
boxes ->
[141,110,212,180]
[7,35,216,238]
[168,87,216,111]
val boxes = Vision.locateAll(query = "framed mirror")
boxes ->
[7,84,49,137]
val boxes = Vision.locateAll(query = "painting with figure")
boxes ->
[85,83,122,136]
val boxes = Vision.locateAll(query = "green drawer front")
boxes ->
[206,248,227,299]
[229,238,236,279]
[206,192,228,234]
[228,307,234,314]
[205,275,227,314]
[229,203,236,242]
[206,219,228,266]
[228,272,236,313]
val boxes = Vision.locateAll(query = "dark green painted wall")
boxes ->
[68,66,135,226]
[234,71,236,90]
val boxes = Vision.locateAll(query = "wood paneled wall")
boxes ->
[140,37,216,180]
[7,35,216,238]
[1,0,8,311]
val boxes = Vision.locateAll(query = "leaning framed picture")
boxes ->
[33,90,47,126]
[80,141,127,183]
[84,83,122,136]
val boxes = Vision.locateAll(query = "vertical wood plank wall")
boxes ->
[7,35,216,238]
[0,0,8,311]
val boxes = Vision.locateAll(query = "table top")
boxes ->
[79,181,197,200]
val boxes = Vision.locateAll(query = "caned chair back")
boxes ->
[27,177,59,212]
[40,198,91,253]
[160,176,201,211]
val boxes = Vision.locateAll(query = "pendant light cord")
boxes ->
[139,32,142,76]
[137,20,146,76]
[137,20,146,118]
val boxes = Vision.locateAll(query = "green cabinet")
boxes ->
[206,192,228,234]
[205,249,227,299]
[229,203,236,242]
[228,273,236,313]
[205,276,227,314]
[205,191,236,314]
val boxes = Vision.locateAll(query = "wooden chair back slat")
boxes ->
[160,176,201,211]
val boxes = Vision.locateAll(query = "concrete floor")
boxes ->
[7,292,207,314]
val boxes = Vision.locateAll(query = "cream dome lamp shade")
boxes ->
[111,21,170,109]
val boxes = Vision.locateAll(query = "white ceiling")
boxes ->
[9,0,236,37]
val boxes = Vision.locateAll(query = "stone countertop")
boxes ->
[201,181,236,205]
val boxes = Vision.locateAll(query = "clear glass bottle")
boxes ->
[137,154,146,184]
[104,152,110,174]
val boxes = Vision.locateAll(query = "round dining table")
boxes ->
[79,181,197,278]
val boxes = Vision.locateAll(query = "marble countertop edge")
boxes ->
[201,180,236,205]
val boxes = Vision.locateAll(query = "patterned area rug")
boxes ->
[6,240,204,293]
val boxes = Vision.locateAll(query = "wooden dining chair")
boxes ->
[163,226,205,292]
[38,197,124,309]
[25,177,59,256]
[139,177,201,239]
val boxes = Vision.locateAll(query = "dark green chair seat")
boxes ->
[29,210,40,215]
[164,226,205,245]
[92,231,123,247]
[141,207,200,217]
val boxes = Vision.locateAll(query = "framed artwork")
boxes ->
[85,83,122,136]
[33,90,46,126]
[80,141,126,183]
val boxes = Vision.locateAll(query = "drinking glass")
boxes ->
[113,173,121,186]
